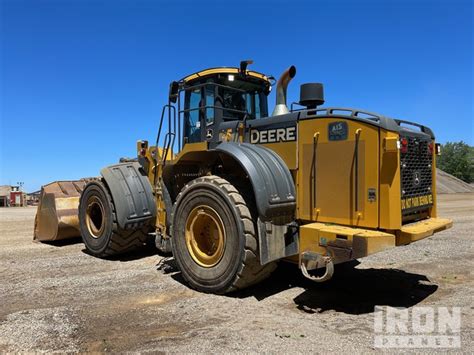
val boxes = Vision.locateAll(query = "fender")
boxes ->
[215,142,296,221]
[100,162,156,229]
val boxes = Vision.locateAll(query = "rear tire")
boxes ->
[171,175,276,294]
[79,180,148,257]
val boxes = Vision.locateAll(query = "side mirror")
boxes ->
[169,81,179,103]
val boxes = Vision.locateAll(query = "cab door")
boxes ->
[203,86,215,141]
[183,83,217,144]
[184,87,203,144]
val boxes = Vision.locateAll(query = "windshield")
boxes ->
[218,83,268,120]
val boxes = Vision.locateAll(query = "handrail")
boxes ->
[155,105,176,159]
[293,106,382,122]
[179,105,249,115]
[153,103,176,188]
[394,119,429,133]
[182,81,248,93]
[312,132,320,215]
[162,132,175,166]
[354,129,362,213]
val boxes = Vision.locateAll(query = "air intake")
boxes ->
[299,83,324,109]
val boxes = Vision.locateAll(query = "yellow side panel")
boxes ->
[172,142,208,162]
[261,141,297,170]
[297,118,379,228]
[379,131,402,230]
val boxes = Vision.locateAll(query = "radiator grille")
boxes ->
[400,136,433,215]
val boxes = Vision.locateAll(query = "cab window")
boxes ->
[205,87,214,126]
[243,91,267,119]
[185,88,202,143]
[254,92,266,119]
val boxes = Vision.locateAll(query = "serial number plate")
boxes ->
[401,194,433,210]
[328,121,348,141]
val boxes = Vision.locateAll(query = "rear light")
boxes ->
[140,148,147,157]
[428,142,434,155]
[400,138,408,154]
[435,143,441,155]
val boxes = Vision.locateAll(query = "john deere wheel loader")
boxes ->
[35,61,452,294]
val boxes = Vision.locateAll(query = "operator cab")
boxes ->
[170,63,272,146]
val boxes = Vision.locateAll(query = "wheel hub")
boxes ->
[85,196,105,238]
[185,205,226,267]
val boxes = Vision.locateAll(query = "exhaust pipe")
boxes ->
[272,65,296,116]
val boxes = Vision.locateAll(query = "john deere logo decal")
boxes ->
[413,171,421,186]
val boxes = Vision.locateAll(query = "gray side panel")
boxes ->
[258,219,299,264]
[216,142,296,221]
[160,181,173,230]
[100,162,156,229]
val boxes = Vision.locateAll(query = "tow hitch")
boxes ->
[300,251,334,282]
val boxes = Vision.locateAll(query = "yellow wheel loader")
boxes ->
[35,61,452,294]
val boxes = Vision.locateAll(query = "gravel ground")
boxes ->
[0,193,472,353]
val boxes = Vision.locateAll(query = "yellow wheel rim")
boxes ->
[85,196,105,239]
[185,205,226,268]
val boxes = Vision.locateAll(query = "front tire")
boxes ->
[79,180,148,257]
[171,176,276,294]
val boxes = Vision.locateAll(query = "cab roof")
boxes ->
[181,67,271,84]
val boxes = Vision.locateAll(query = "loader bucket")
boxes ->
[34,180,91,241]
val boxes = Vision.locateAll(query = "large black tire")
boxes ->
[171,175,276,294]
[79,180,148,257]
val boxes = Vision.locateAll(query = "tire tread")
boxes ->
[172,175,276,293]
[81,180,148,257]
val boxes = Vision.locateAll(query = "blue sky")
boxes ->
[1,0,472,192]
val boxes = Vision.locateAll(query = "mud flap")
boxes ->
[257,218,299,265]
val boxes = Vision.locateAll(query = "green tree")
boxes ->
[437,141,474,183]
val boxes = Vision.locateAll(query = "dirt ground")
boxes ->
[0,194,473,353]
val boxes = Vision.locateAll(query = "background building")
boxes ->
[0,185,27,207]
[0,186,11,207]
[26,190,41,206]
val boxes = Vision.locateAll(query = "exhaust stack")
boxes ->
[272,65,296,116]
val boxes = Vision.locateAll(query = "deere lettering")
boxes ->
[401,194,433,210]
[250,126,297,144]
